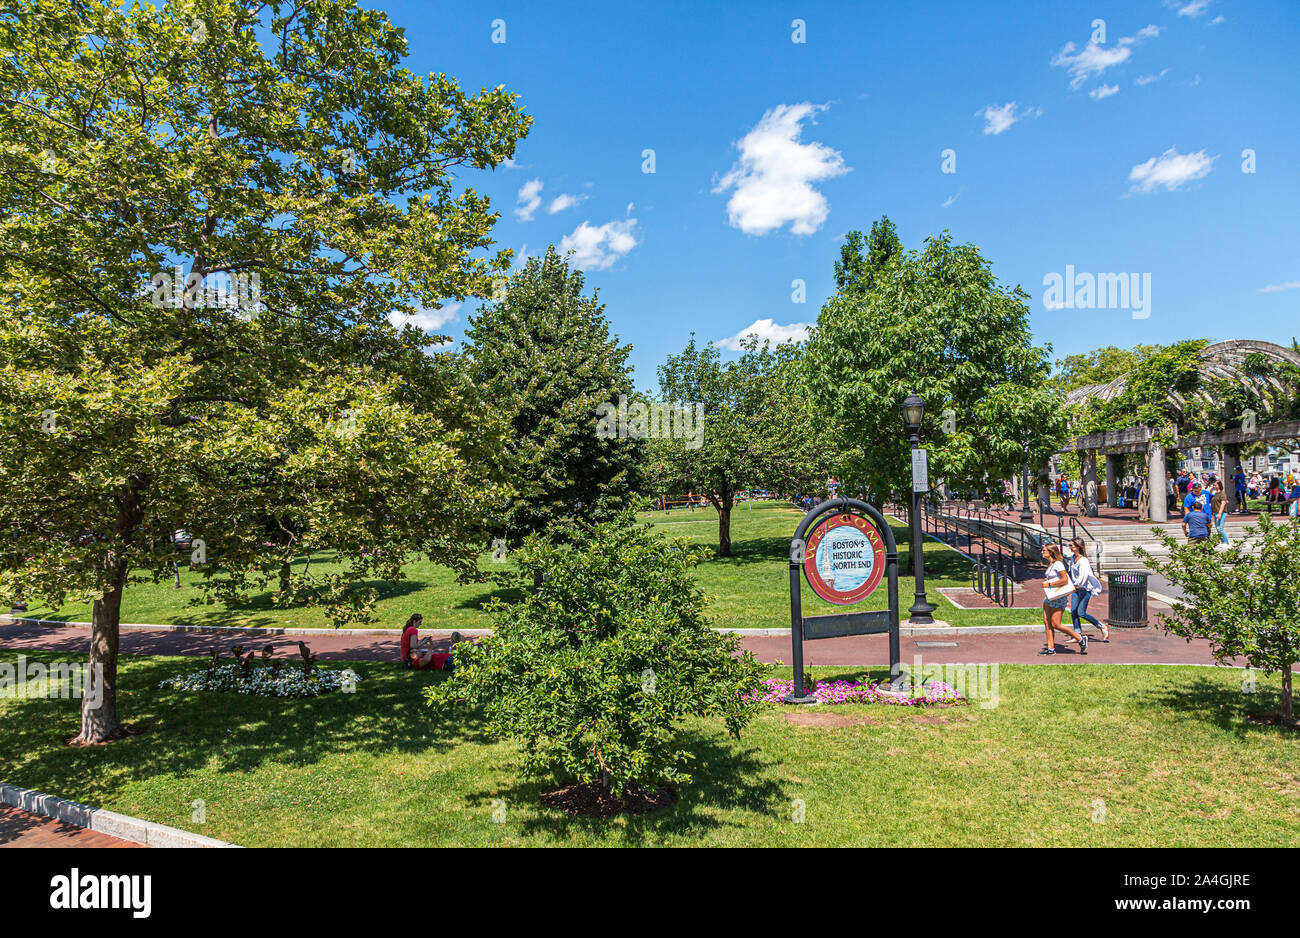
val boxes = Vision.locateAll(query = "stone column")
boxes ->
[1147,440,1167,523]
[1080,449,1099,517]
[1105,454,1120,508]
[1223,443,1242,511]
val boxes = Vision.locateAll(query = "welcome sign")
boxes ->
[803,512,886,605]
[785,497,901,703]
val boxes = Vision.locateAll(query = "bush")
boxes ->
[425,516,768,795]
[1138,513,1300,722]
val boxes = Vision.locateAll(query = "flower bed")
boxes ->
[159,663,361,698]
[748,678,964,706]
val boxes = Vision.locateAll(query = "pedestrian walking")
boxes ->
[1039,544,1086,656]
[1066,537,1108,642]
[1210,481,1230,546]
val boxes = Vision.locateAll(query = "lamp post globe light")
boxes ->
[902,394,935,624]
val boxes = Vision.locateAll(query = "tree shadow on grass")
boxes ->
[462,732,789,846]
[710,535,794,566]
[450,584,526,613]
[1137,673,1297,738]
[0,651,494,805]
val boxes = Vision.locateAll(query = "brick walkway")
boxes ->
[0,619,1255,668]
[0,804,139,848]
[939,579,1173,613]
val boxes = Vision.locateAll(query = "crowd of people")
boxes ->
[1045,463,1300,520]
[1164,466,1300,519]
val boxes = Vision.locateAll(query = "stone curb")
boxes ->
[0,781,239,848]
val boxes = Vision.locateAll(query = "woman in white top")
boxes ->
[1067,538,1108,642]
[1039,543,1086,656]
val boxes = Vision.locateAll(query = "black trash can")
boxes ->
[1105,571,1149,629]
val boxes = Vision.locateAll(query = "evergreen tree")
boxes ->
[460,246,645,546]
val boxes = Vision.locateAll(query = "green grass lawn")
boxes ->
[2,649,1295,846]
[23,504,1035,630]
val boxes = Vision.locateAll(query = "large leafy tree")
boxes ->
[459,245,645,547]
[803,229,1065,504]
[654,335,829,557]
[833,216,903,297]
[1051,344,1164,393]
[0,0,529,742]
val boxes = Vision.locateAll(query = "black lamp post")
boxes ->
[902,394,935,624]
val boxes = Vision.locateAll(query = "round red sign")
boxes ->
[802,512,887,605]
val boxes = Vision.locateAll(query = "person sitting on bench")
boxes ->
[400,614,459,671]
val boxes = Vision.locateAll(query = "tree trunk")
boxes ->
[1282,667,1293,722]
[279,559,292,594]
[716,496,733,558]
[78,476,145,745]
[80,560,128,744]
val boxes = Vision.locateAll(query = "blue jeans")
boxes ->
[1071,588,1101,631]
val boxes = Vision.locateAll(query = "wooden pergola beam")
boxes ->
[1061,418,1300,454]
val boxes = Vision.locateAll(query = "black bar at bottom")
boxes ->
[802,609,892,640]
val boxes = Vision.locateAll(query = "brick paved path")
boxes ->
[0,804,140,848]
[0,620,1258,668]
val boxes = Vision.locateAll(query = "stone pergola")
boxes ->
[1056,340,1300,522]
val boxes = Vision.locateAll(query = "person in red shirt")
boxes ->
[400,614,458,671]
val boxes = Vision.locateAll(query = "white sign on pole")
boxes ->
[911,448,929,493]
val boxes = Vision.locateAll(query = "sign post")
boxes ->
[784,497,901,704]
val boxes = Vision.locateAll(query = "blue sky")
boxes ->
[383,0,1299,389]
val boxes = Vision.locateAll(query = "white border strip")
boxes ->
[0,781,238,848]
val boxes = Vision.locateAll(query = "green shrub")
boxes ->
[425,516,768,795]
[1139,513,1300,722]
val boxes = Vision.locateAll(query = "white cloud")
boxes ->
[1210,15,1225,24]
[712,318,813,351]
[625,201,634,215]
[1089,83,1120,100]
[1169,0,1211,16]
[977,102,1040,135]
[546,193,586,214]
[388,301,460,332]
[713,102,849,236]
[1259,281,1300,293]
[559,218,639,270]
[1128,147,1216,192]
[942,192,960,208]
[1051,25,1162,89]
[514,178,543,221]
[1135,69,1169,85]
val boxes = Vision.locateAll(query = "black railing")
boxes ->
[919,499,1016,607]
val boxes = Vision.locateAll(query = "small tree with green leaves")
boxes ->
[654,335,829,557]
[1138,514,1300,723]
[426,515,768,797]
